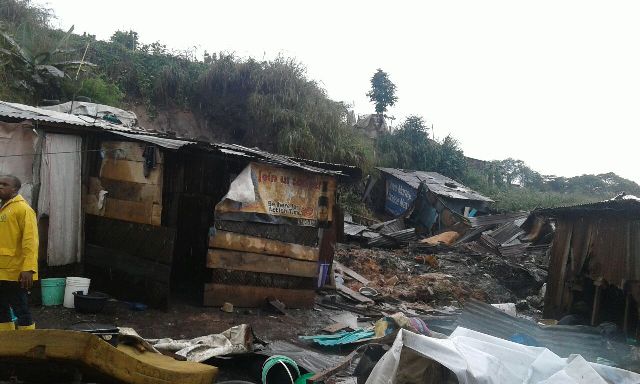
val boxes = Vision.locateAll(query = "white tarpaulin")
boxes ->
[38,133,82,266]
[366,327,640,384]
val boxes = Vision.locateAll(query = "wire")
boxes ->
[278,361,295,384]
[0,148,121,158]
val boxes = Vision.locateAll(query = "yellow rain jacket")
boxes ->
[0,194,38,281]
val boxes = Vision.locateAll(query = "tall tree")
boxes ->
[367,69,397,114]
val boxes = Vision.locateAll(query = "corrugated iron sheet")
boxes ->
[377,167,492,202]
[110,131,195,150]
[467,212,530,228]
[455,225,493,245]
[344,222,367,236]
[536,195,640,218]
[498,243,529,258]
[367,228,417,248]
[0,101,141,133]
[0,100,359,178]
[457,299,624,363]
[490,222,525,245]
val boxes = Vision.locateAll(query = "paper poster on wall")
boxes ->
[215,162,336,227]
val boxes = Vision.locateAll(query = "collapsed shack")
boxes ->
[538,195,640,336]
[373,167,493,233]
[338,207,554,315]
[0,100,359,309]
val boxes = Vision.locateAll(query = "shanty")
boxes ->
[0,100,359,310]
[3,2,640,382]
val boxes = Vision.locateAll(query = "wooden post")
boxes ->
[591,279,603,326]
[623,293,631,333]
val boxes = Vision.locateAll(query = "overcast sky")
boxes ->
[45,0,640,182]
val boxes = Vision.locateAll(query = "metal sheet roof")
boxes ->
[457,299,626,363]
[110,131,196,150]
[467,212,530,228]
[0,101,143,133]
[536,194,640,218]
[0,100,359,178]
[378,167,493,202]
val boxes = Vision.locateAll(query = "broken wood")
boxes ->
[207,249,317,278]
[336,283,374,305]
[267,297,289,316]
[322,323,351,334]
[334,261,370,285]
[102,198,161,226]
[203,283,315,308]
[308,348,360,383]
[209,231,319,261]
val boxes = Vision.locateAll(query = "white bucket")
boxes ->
[63,277,91,308]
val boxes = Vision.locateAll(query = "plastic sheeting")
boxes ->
[38,133,82,266]
[366,328,640,384]
[0,121,38,204]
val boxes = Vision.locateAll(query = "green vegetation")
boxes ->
[367,69,397,114]
[376,115,467,180]
[1,0,638,213]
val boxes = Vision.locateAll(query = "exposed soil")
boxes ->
[32,297,343,342]
[335,243,546,309]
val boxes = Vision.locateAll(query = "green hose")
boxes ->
[261,355,301,384]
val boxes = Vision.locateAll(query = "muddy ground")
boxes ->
[32,297,342,342]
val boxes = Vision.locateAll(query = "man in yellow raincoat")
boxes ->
[0,175,38,330]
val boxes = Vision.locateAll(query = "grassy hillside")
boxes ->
[1,0,637,213]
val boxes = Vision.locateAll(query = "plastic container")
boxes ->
[73,291,109,313]
[41,278,66,306]
[63,277,91,308]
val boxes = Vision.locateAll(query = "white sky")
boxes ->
[45,0,640,182]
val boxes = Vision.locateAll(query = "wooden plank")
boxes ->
[84,215,175,264]
[99,158,162,185]
[93,177,162,203]
[102,198,161,226]
[215,220,319,247]
[203,283,315,308]
[85,244,171,283]
[101,141,164,163]
[207,249,318,278]
[209,231,319,262]
[334,261,370,285]
[337,283,374,305]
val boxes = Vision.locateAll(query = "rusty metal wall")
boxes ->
[545,216,640,319]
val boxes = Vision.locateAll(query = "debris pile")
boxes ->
[335,243,546,311]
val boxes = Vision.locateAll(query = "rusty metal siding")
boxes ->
[544,219,573,319]
[545,216,640,319]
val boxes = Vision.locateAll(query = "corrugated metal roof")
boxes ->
[467,212,530,228]
[536,195,640,218]
[0,101,142,133]
[110,131,196,150]
[0,100,359,178]
[457,299,627,363]
[378,167,493,202]
[490,222,525,245]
